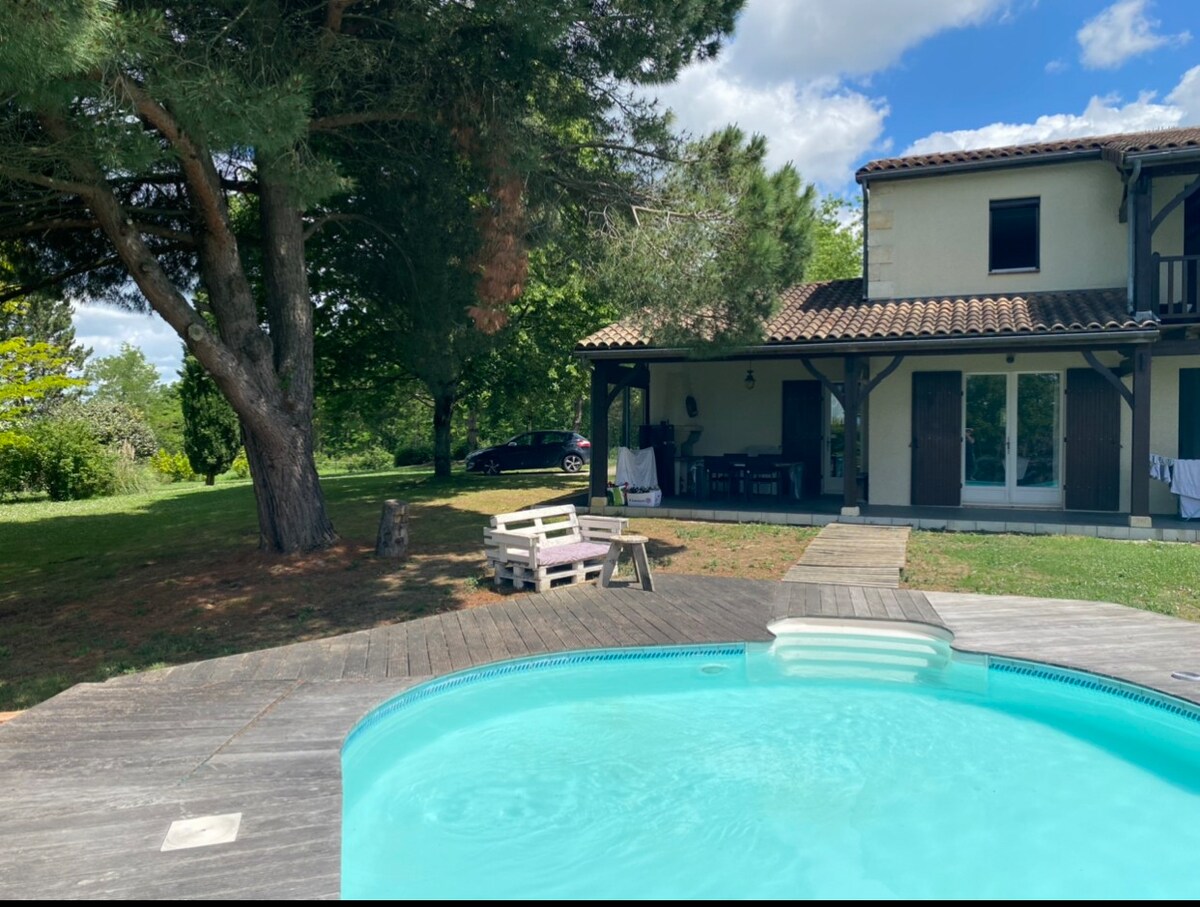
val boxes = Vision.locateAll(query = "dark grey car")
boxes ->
[465,431,592,475]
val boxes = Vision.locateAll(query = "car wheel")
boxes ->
[561,453,585,473]
[482,458,502,476]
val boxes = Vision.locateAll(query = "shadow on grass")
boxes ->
[0,468,592,709]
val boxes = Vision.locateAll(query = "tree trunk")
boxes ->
[205,472,216,486]
[243,417,337,552]
[432,388,455,478]
[572,395,585,433]
[53,122,338,554]
[374,499,409,558]
[466,407,479,451]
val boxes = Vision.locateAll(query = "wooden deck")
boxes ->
[2,575,1200,899]
[783,522,910,586]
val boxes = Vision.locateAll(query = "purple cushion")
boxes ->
[539,541,610,567]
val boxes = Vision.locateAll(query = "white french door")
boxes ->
[962,372,1062,506]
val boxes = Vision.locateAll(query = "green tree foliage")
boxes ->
[83,342,183,451]
[179,353,240,485]
[0,1,743,548]
[0,300,86,430]
[805,197,863,282]
[595,127,817,352]
[84,342,161,412]
[468,250,619,442]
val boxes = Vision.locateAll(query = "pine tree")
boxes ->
[179,353,240,486]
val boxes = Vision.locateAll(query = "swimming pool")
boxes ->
[341,624,1200,899]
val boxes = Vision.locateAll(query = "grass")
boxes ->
[4,468,1200,710]
[905,532,1200,621]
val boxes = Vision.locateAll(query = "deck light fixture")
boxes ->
[744,369,756,390]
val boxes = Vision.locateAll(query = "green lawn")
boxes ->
[905,531,1200,622]
[3,470,1200,711]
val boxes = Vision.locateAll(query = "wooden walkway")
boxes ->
[783,522,910,587]
[3,574,1200,900]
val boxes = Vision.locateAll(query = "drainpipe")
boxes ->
[861,183,870,300]
[1126,160,1141,315]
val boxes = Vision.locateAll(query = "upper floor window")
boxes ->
[989,197,1039,272]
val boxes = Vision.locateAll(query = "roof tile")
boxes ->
[857,126,1200,180]
[576,279,1156,351]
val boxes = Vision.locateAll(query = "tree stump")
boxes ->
[375,500,410,558]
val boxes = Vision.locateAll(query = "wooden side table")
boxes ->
[598,533,656,592]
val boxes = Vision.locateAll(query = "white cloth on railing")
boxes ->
[616,446,658,489]
[1169,459,1200,519]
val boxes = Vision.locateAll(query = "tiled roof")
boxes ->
[576,279,1157,352]
[857,126,1200,181]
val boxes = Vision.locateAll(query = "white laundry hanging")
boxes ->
[1149,454,1174,484]
[616,446,658,489]
[1169,459,1200,519]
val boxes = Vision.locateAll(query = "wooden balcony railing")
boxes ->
[1153,252,1200,321]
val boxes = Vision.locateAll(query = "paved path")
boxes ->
[2,575,1199,900]
[783,522,910,586]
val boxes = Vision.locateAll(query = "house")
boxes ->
[576,126,1200,535]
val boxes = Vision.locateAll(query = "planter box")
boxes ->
[626,490,663,507]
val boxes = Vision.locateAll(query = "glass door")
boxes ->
[963,372,1062,506]
[963,374,1008,503]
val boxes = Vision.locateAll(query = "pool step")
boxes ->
[759,619,974,687]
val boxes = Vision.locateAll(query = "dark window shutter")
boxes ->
[911,371,962,506]
[782,380,822,497]
[1180,369,1200,459]
[1065,368,1120,511]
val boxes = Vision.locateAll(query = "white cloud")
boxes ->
[652,66,888,187]
[1166,64,1200,122]
[721,0,1008,84]
[647,0,1014,188]
[72,303,183,384]
[1077,0,1190,70]
[1044,59,1069,74]
[901,83,1192,157]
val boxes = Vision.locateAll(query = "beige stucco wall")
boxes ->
[866,352,1187,514]
[867,161,1128,299]
[648,359,844,459]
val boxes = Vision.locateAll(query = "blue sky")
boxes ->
[78,0,1199,381]
[652,0,1198,191]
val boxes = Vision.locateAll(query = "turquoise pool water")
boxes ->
[341,634,1200,899]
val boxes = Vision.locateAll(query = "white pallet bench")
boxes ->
[485,504,628,593]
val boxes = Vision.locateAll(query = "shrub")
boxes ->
[231,448,250,478]
[54,399,157,458]
[150,449,197,482]
[393,441,434,467]
[27,418,117,501]
[0,432,37,498]
[344,446,393,472]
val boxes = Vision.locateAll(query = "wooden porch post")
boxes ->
[1132,174,1154,315]
[842,355,862,514]
[589,361,611,507]
[1129,345,1152,522]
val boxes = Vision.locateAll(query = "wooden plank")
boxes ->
[442,614,473,672]
[471,604,517,659]
[491,600,545,655]
[454,610,494,667]
[385,621,410,678]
